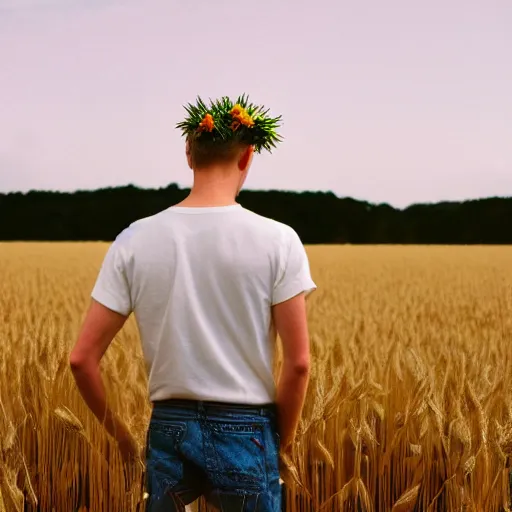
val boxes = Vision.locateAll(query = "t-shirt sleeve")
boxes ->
[272,227,317,306]
[91,236,132,316]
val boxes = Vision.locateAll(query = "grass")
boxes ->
[0,243,511,511]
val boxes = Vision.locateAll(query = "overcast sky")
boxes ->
[1,0,510,208]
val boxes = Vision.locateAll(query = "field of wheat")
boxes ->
[1,242,512,511]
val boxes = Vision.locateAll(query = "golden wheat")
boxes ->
[1,242,511,511]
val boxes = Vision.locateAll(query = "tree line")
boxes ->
[0,184,510,244]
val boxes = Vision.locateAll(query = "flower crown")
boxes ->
[176,95,283,153]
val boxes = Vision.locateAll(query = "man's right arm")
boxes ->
[273,292,311,451]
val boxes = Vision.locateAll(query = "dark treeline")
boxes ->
[0,184,511,244]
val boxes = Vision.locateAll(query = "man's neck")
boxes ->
[174,190,238,208]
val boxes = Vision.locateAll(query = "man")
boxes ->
[70,95,316,511]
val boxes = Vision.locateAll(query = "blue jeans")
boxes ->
[145,399,282,511]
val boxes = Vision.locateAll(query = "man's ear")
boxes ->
[185,139,193,169]
[238,145,254,171]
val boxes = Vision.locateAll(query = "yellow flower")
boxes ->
[197,113,215,132]
[230,104,255,128]
[230,104,244,117]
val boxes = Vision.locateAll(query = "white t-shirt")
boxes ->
[91,204,317,405]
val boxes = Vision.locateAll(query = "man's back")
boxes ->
[91,204,316,404]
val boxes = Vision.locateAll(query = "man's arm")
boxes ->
[69,299,137,460]
[272,291,311,451]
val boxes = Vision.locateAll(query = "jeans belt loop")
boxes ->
[198,400,206,420]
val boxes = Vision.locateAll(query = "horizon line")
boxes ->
[1,182,510,211]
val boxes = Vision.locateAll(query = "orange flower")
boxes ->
[197,113,215,132]
[230,104,254,128]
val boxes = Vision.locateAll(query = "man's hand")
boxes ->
[279,432,296,455]
[118,434,141,466]
[281,438,294,457]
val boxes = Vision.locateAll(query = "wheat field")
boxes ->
[1,242,512,511]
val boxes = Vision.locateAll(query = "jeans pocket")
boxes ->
[209,421,267,490]
[146,421,187,497]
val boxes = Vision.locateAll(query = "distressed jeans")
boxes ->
[145,399,282,511]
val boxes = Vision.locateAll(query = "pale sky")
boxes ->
[0,0,510,208]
